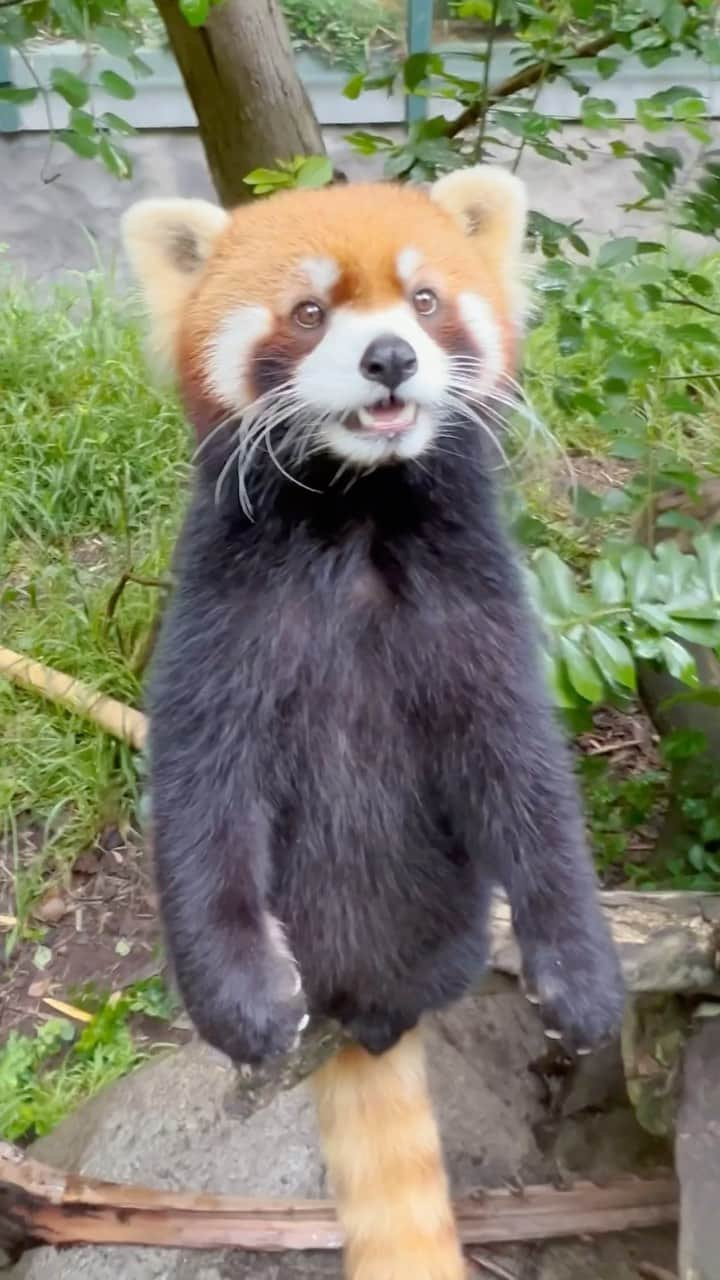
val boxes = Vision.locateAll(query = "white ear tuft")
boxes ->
[430,166,527,268]
[121,198,230,375]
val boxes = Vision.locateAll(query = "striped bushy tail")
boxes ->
[312,1028,466,1280]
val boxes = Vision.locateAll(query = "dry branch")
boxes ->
[0,1141,677,1256]
[0,646,147,752]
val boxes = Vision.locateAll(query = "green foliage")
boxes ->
[579,755,666,877]
[0,270,186,923]
[0,0,146,176]
[345,0,717,193]
[530,534,720,708]
[0,977,177,1141]
[282,0,400,68]
[244,153,333,196]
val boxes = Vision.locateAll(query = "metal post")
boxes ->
[406,0,434,126]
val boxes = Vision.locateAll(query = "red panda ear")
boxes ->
[122,198,229,376]
[430,166,527,270]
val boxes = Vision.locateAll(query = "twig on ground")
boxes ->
[638,1264,678,1280]
[467,1249,518,1279]
[587,737,643,756]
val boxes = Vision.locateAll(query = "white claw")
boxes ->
[576,1046,592,1056]
[298,1013,310,1032]
[544,1028,563,1041]
[525,992,541,1005]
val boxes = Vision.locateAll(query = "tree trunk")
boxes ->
[153,0,325,208]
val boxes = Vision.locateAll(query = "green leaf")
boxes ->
[93,25,133,58]
[179,0,210,24]
[660,637,698,685]
[69,108,96,138]
[344,73,365,100]
[99,137,132,178]
[588,626,637,690]
[621,546,655,602]
[668,618,720,646]
[591,559,626,606]
[573,486,605,519]
[0,86,38,104]
[544,653,582,709]
[98,70,136,101]
[403,52,443,92]
[533,549,581,620]
[58,129,99,159]
[50,68,90,108]
[610,437,647,461]
[694,531,720,600]
[295,155,333,189]
[688,843,706,872]
[33,945,52,971]
[560,637,605,703]
[100,112,137,136]
[597,237,639,268]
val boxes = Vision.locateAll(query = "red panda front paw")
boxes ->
[187,914,308,1065]
[520,935,625,1056]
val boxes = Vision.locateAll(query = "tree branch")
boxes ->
[0,1139,677,1257]
[446,28,623,139]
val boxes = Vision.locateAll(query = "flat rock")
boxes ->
[8,990,675,1279]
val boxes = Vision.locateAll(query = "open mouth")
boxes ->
[347,397,418,436]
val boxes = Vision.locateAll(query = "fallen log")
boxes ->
[0,1140,677,1256]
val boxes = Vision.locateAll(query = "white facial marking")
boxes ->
[205,304,272,407]
[300,255,340,296]
[296,303,449,416]
[457,292,505,393]
[294,301,449,465]
[396,246,423,284]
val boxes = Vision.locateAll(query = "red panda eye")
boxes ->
[293,300,325,329]
[412,288,438,317]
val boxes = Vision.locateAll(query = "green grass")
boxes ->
[0,976,178,1141]
[0,270,187,934]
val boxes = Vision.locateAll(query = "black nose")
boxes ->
[360,334,418,391]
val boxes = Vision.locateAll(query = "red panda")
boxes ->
[122,169,623,1280]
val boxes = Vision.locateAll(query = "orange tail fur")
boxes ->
[312,1028,466,1280]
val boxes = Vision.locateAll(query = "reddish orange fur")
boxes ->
[176,182,517,411]
[313,1029,466,1280]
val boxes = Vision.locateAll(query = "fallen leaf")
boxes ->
[28,978,52,999]
[115,938,131,957]
[33,945,53,971]
[42,997,93,1023]
[33,891,68,925]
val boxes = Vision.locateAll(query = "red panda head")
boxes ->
[122,168,527,472]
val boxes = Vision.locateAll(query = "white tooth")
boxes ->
[357,407,375,427]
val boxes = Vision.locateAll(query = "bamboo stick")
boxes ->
[0,646,147,751]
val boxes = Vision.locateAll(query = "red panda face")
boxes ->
[123,169,527,474]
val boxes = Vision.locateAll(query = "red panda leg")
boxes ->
[312,1028,466,1280]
